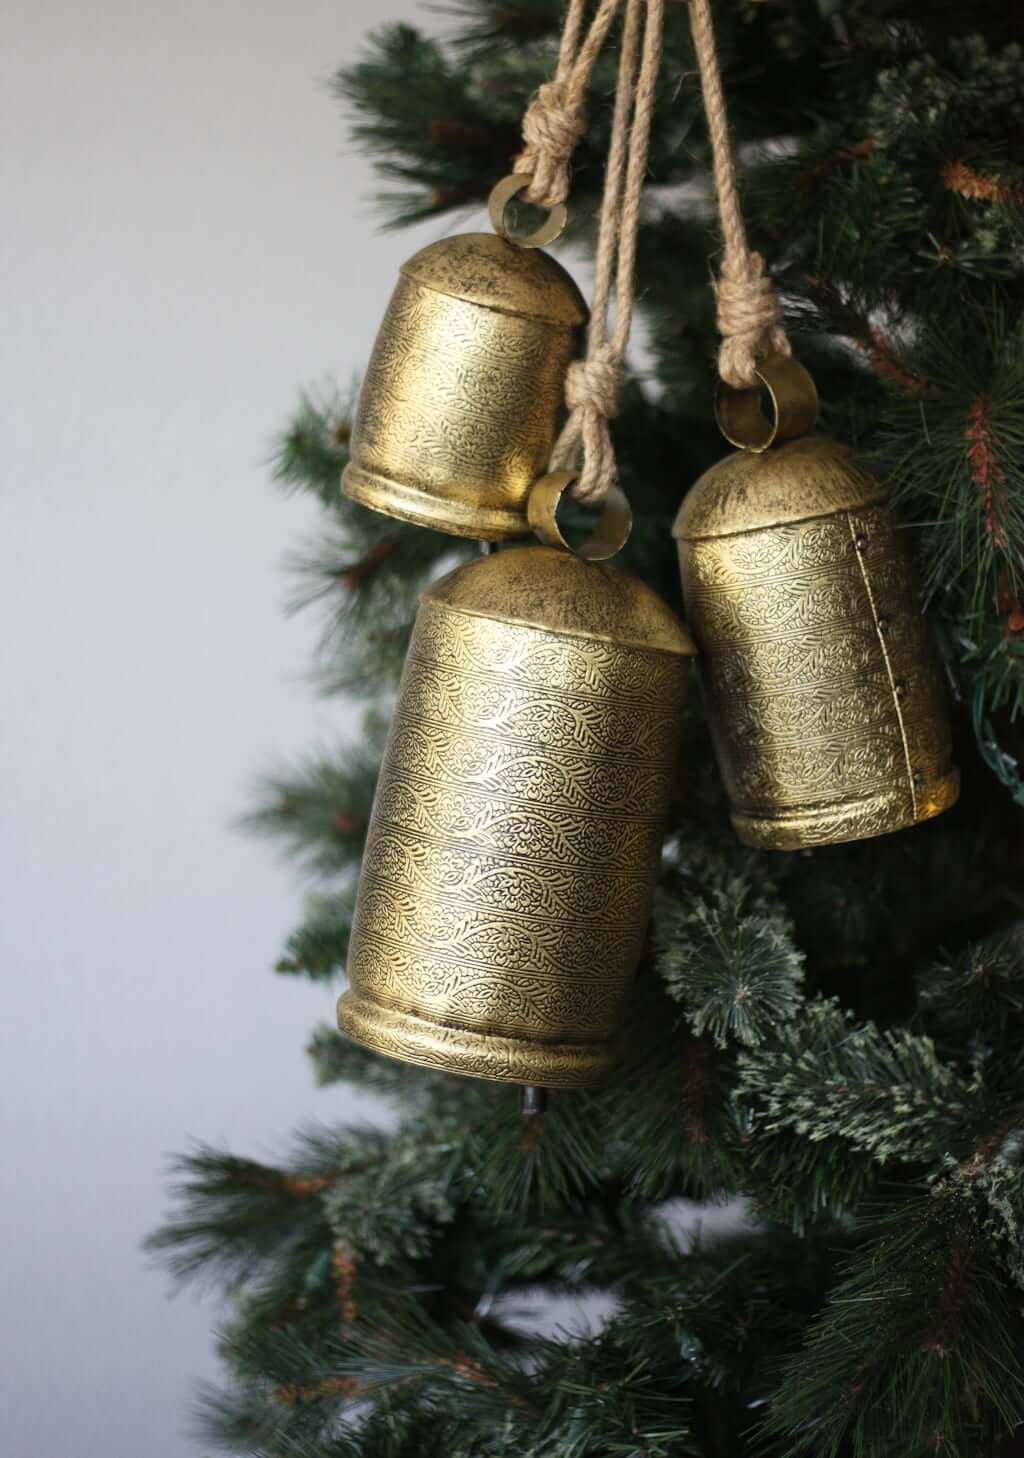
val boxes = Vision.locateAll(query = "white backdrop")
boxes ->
[0,3,437,1453]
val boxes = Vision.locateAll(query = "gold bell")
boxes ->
[673,357,959,851]
[342,220,587,541]
[338,537,694,1086]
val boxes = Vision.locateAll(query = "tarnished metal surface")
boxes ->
[342,234,586,541]
[675,436,959,849]
[338,546,694,1086]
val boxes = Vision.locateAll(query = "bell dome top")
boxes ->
[673,435,888,541]
[424,545,694,658]
[401,233,588,327]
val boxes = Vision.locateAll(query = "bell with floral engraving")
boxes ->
[342,217,587,542]
[673,355,959,851]
[338,538,694,1086]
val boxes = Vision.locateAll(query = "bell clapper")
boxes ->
[519,1085,548,1117]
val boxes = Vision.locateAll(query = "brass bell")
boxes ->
[342,230,587,541]
[673,357,959,851]
[338,542,695,1086]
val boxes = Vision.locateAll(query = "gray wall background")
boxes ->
[0,2,433,1453]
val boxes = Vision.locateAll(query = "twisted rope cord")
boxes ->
[515,0,625,210]
[553,0,664,504]
[687,0,789,387]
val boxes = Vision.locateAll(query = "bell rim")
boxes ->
[337,990,613,1088]
[732,767,960,850]
[342,461,530,542]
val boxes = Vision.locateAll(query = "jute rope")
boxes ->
[515,0,624,212]
[551,0,664,504]
[686,0,790,388]
[514,0,664,507]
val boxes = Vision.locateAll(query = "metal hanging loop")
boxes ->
[488,175,569,250]
[714,354,820,453]
[528,470,633,560]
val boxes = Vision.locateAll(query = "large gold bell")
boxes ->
[674,428,959,850]
[342,233,587,541]
[338,545,695,1086]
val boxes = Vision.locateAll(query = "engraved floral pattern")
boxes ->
[343,594,688,1068]
[416,602,684,700]
[351,279,573,505]
[680,503,957,844]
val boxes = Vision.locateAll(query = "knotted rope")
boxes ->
[515,0,624,211]
[686,0,790,387]
[513,0,664,507]
[551,0,664,504]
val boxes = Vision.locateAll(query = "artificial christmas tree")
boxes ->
[152,3,1024,1454]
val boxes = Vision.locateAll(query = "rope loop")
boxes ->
[565,346,624,418]
[507,0,664,514]
[714,251,790,389]
[517,81,586,209]
[686,0,792,392]
[554,342,624,506]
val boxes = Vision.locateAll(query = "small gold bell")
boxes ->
[673,358,959,851]
[342,230,587,541]
[338,542,694,1086]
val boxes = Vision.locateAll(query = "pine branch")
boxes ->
[736,1001,984,1226]
[766,1186,1024,1458]
[882,309,1024,617]
[920,928,1024,1037]
[240,735,382,879]
[655,884,804,1051]
[145,1130,376,1285]
[306,1025,439,1097]
[322,1134,460,1264]
[284,516,465,693]
[272,389,352,509]
[276,896,354,982]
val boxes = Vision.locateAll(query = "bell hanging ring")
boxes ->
[527,470,633,561]
[342,177,586,542]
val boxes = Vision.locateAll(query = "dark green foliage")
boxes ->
[655,883,805,1050]
[242,746,378,879]
[736,1001,984,1226]
[272,389,352,509]
[152,4,1024,1455]
[883,312,1024,612]
[920,927,1024,1038]
[767,1186,1024,1458]
[241,741,378,985]
[306,1024,438,1095]
[275,898,354,982]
